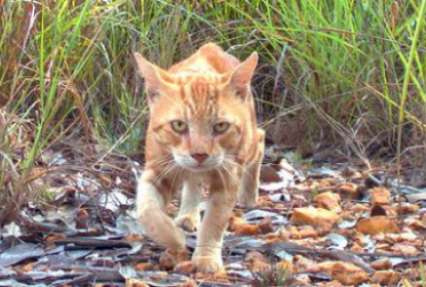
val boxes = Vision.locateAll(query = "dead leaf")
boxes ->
[75,208,90,229]
[371,258,392,270]
[245,251,271,273]
[174,261,195,274]
[159,249,188,271]
[287,225,318,239]
[230,217,273,236]
[317,261,368,285]
[372,270,401,285]
[356,216,399,235]
[397,203,420,214]
[337,182,360,198]
[293,255,319,273]
[125,279,149,287]
[276,260,293,274]
[291,206,339,231]
[370,187,391,205]
[134,262,154,271]
[178,279,198,287]
[391,243,419,256]
[314,191,341,212]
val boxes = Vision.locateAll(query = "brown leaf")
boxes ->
[317,261,368,285]
[390,1,400,32]
[245,251,271,273]
[372,270,401,285]
[318,281,346,287]
[356,216,399,235]
[397,203,420,214]
[314,191,341,212]
[230,216,273,236]
[370,187,391,205]
[287,225,318,239]
[134,262,154,271]
[276,260,293,275]
[391,243,419,256]
[75,208,90,229]
[125,279,149,287]
[337,182,360,198]
[178,279,198,287]
[291,206,339,231]
[371,258,392,270]
[159,248,188,271]
[293,255,319,273]
[174,261,195,274]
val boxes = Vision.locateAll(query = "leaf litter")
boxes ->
[1,143,426,286]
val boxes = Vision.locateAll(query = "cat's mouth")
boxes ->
[172,153,223,172]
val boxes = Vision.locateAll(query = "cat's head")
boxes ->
[134,49,258,172]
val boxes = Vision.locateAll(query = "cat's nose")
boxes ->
[191,153,209,164]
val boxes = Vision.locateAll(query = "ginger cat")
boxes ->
[134,43,264,273]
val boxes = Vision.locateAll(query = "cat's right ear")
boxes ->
[133,52,172,103]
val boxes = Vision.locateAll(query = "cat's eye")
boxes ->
[213,122,230,135]
[170,120,188,134]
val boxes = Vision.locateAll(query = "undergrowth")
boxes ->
[0,0,425,222]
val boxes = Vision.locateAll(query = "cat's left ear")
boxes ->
[228,52,258,97]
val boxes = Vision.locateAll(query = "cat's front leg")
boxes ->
[175,179,201,232]
[136,169,186,251]
[192,177,238,273]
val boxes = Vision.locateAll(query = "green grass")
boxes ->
[0,1,425,220]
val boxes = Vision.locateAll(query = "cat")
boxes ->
[134,43,264,273]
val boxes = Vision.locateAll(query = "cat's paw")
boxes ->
[192,255,224,273]
[175,214,199,232]
[237,194,258,208]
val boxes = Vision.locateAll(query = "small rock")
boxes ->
[356,216,399,235]
[370,187,391,205]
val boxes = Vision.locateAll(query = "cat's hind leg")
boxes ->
[238,128,265,207]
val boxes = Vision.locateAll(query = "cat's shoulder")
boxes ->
[168,43,240,74]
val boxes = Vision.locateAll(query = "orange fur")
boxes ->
[134,43,264,273]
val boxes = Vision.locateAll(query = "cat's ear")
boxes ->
[134,52,173,102]
[228,52,258,97]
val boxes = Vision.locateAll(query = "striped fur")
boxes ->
[134,43,264,273]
